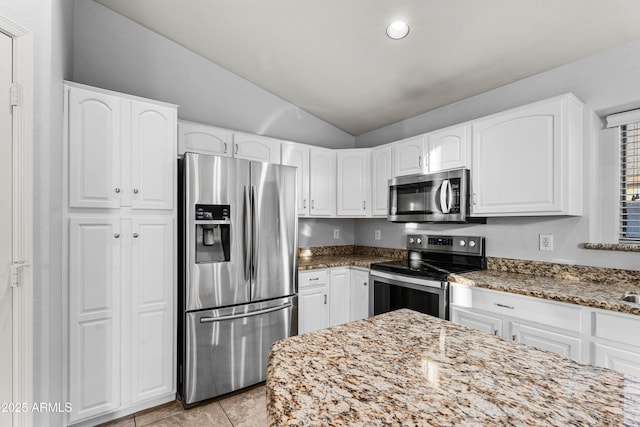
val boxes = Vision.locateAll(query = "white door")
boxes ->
[350,270,370,321]
[0,31,13,427]
[67,86,122,209]
[426,125,469,172]
[392,135,424,177]
[298,286,328,334]
[370,145,392,216]
[281,142,310,216]
[130,217,174,402]
[336,150,369,216]
[130,100,175,210]
[329,269,350,327]
[177,120,232,157]
[309,147,336,216]
[233,134,281,163]
[68,217,122,422]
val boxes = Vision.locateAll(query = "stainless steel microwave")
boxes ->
[388,168,470,223]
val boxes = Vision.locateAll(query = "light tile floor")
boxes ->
[100,384,267,427]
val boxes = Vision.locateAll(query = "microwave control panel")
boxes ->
[407,234,483,255]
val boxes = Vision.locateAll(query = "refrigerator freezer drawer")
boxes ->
[182,296,298,404]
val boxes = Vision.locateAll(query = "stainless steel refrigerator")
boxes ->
[178,153,298,405]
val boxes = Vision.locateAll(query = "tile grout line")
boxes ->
[218,401,235,427]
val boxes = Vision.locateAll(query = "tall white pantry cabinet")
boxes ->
[63,82,177,425]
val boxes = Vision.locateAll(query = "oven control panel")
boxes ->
[407,234,484,255]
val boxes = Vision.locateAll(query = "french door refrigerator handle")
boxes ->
[251,185,257,283]
[243,185,251,281]
[199,303,293,323]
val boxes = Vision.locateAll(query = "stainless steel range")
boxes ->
[369,235,486,319]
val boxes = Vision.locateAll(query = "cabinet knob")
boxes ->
[133,233,139,238]
[324,294,327,304]
[114,187,120,193]
[512,335,517,341]
[223,142,227,153]
[133,188,139,194]
[303,199,307,209]
[235,144,239,155]
[363,282,368,286]
[113,233,120,238]
[363,200,366,210]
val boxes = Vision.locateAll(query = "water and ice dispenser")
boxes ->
[195,204,231,264]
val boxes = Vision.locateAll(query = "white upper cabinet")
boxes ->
[392,135,425,177]
[68,87,122,209]
[130,100,176,210]
[177,120,232,157]
[426,124,470,172]
[67,85,177,211]
[233,133,282,164]
[471,94,583,216]
[309,147,336,216]
[337,149,370,216]
[370,145,392,216]
[281,142,310,216]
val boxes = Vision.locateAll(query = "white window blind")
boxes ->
[619,122,640,242]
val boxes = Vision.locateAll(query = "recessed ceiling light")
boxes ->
[386,21,410,40]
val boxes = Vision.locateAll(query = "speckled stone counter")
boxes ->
[449,258,640,316]
[267,309,640,426]
[297,245,404,271]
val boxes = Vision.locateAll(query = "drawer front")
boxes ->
[299,270,329,289]
[451,284,582,333]
[592,311,640,347]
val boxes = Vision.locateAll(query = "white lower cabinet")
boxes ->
[68,216,174,423]
[298,270,329,334]
[451,283,640,376]
[350,269,370,321]
[329,268,351,326]
[298,267,371,334]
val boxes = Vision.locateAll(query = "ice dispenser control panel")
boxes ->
[195,204,231,264]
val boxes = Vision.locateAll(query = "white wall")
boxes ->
[355,40,640,271]
[72,0,354,149]
[0,0,73,425]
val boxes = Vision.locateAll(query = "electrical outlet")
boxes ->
[333,229,340,239]
[374,230,381,240]
[539,234,553,251]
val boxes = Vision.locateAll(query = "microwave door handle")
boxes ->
[439,180,450,214]
[447,180,453,213]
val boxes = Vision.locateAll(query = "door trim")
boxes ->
[0,14,34,427]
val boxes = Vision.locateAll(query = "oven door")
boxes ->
[369,271,448,319]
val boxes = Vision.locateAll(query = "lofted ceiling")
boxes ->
[96,0,640,136]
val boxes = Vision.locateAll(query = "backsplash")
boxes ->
[488,257,640,286]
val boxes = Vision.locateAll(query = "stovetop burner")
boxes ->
[370,234,486,281]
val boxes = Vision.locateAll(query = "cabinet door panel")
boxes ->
[309,148,336,216]
[68,87,121,208]
[592,343,640,377]
[471,100,562,214]
[350,270,370,321]
[511,322,581,362]
[69,218,121,422]
[131,101,176,210]
[178,121,232,157]
[450,307,502,336]
[329,269,350,326]
[371,146,392,216]
[233,134,281,163]
[392,136,424,177]
[427,125,469,172]
[299,287,328,334]
[130,218,174,402]
[337,150,369,216]
[281,143,310,216]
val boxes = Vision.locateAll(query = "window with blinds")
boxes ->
[620,122,640,242]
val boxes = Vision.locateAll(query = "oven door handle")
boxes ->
[439,179,452,214]
[370,270,445,289]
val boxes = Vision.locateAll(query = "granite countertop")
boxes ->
[267,309,640,426]
[449,269,640,316]
[298,254,400,270]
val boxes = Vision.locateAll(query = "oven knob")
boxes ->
[459,240,466,247]
[409,237,415,244]
[416,238,422,245]
[469,240,477,248]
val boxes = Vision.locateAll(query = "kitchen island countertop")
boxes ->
[267,309,640,426]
